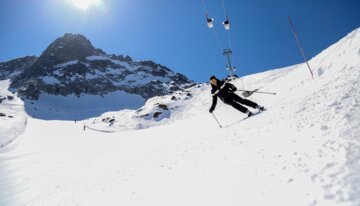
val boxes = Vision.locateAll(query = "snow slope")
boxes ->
[0,28,359,206]
[24,91,144,120]
[0,80,27,149]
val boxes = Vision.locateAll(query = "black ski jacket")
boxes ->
[210,78,237,110]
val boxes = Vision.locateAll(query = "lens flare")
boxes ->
[67,0,103,11]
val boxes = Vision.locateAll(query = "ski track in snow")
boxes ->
[0,28,359,206]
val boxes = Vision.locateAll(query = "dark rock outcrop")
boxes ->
[0,56,37,80]
[4,33,195,100]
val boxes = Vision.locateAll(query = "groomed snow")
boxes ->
[0,28,359,206]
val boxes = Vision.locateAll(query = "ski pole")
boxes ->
[211,113,222,128]
[237,89,276,95]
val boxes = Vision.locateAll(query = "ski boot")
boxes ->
[246,110,253,117]
[256,105,265,112]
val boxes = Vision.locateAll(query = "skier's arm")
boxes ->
[226,83,237,93]
[209,95,217,113]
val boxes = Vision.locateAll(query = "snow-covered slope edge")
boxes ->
[86,28,360,134]
[0,80,27,149]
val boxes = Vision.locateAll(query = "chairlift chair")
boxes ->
[206,14,214,28]
[223,16,230,30]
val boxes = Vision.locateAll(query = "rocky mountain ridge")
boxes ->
[0,33,194,100]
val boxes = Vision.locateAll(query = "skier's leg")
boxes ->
[224,99,248,113]
[232,102,249,113]
[231,93,258,109]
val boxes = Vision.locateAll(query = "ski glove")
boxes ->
[209,107,215,113]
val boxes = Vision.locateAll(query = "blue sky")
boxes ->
[0,0,359,82]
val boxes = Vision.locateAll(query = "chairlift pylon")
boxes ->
[200,0,237,79]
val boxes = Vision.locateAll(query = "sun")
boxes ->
[67,0,103,11]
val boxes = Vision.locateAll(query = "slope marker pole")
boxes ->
[288,16,314,80]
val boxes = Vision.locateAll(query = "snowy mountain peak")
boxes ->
[5,34,194,100]
[33,33,104,71]
[1,34,194,119]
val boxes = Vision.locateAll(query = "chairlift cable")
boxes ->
[220,0,227,19]
[200,0,208,14]
[226,28,233,50]
[200,0,223,52]
[200,0,237,76]
[200,0,228,66]
[220,0,233,50]
[219,0,236,78]
[212,28,224,53]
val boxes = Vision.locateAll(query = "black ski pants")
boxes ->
[223,93,258,113]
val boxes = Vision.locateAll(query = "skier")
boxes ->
[209,76,264,117]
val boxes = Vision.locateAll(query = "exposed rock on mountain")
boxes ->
[0,56,37,80]
[2,33,194,100]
